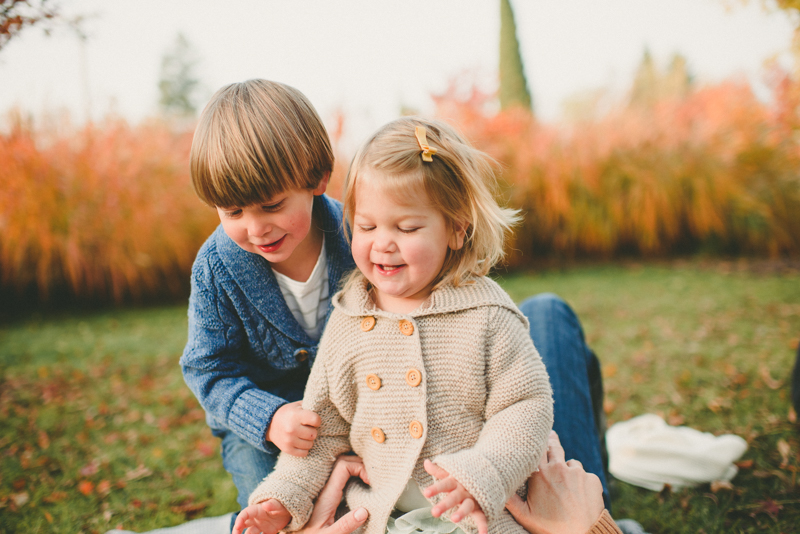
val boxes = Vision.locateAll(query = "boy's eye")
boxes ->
[261,201,284,212]
[224,209,243,218]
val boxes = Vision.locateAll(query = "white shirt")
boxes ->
[273,237,329,340]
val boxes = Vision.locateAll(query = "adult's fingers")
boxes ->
[547,430,566,464]
[505,493,527,518]
[566,458,584,469]
[325,507,369,534]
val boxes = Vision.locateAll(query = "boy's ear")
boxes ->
[448,221,467,251]
[312,171,331,196]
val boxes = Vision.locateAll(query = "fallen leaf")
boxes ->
[124,465,153,481]
[777,439,791,467]
[754,499,783,518]
[710,480,734,492]
[603,363,618,378]
[789,406,797,424]
[78,480,94,496]
[37,430,50,450]
[759,364,782,390]
[171,501,209,518]
[196,441,215,458]
[735,459,754,469]
[44,511,53,523]
[97,480,112,496]
[80,460,100,476]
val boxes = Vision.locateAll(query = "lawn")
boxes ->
[1,263,799,533]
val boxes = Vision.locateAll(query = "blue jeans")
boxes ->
[519,293,611,511]
[214,429,279,510]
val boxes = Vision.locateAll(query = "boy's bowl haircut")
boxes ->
[190,79,334,208]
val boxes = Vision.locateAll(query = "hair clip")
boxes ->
[414,126,437,162]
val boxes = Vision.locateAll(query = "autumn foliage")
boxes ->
[435,69,800,268]
[2,71,800,305]
[0,113,218,304]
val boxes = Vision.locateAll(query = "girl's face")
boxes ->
[351,169,462,314]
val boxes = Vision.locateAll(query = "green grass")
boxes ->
[1,263,799,533]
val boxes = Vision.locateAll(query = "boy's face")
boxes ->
[216,176,328,277]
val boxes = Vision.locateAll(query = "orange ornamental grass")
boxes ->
[434,70,800,267]
[0,112,218,305]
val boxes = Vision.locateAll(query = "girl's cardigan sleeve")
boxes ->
[430,305,554,522]
[247,331,351,531]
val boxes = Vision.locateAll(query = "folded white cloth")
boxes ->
[606,414,748,491]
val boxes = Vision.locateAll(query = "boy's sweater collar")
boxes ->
[333,275,525,321]
[215,194,355,344]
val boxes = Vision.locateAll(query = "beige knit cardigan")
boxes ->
[249,277,554,534]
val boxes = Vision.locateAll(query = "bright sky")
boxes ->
[0,0,795,143]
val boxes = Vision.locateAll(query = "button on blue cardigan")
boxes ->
[180,195,355,452]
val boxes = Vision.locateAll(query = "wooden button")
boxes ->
[399,320,414,336]
[366,374,382,391]
[294,350,309,362]
[405,368,422,387]
[409,421,423,439]
[361,316,376,332]
[371,427,385,443]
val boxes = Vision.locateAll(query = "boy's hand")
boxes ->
[423,460,488,534]
[267,400,322,456]
[232,499,291,534]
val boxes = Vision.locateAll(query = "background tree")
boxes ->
[629,50,693,107]
[499,0,533,112]
[158,32,202,118]
[1,0,60,51]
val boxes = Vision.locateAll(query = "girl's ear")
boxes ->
[448,221,467,251]
[312,171,331,196]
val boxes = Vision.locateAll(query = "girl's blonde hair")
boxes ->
[343,116,520,290]
[190,79,333,208]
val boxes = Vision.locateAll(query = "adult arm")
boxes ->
[506,431,621,534]
[295,456,370,534]
[431,306,554,521]
[180,257,288,451]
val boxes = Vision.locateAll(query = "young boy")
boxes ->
[180,79,355,513]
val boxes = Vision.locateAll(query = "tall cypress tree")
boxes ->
[499,0,533,112]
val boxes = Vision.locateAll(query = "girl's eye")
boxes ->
[399,227,419,234]
[357,225,375,232]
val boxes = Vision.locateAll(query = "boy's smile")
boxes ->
[216,177,329,282]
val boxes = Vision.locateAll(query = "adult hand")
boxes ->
[296,455,370,534]
[506,431,605,534]
[267,400,322,456]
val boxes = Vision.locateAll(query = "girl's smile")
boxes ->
[351,170,460,314]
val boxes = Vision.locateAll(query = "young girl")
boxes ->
[234,117,554,534]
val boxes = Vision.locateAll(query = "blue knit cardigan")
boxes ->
[180,195,355,452]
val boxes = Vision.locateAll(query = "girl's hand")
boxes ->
[232,499,292,534]
[267,400,322,456]
[297,455,371,534]
[423,460,488,534]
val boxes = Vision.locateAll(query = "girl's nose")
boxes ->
[373,231,397,253]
